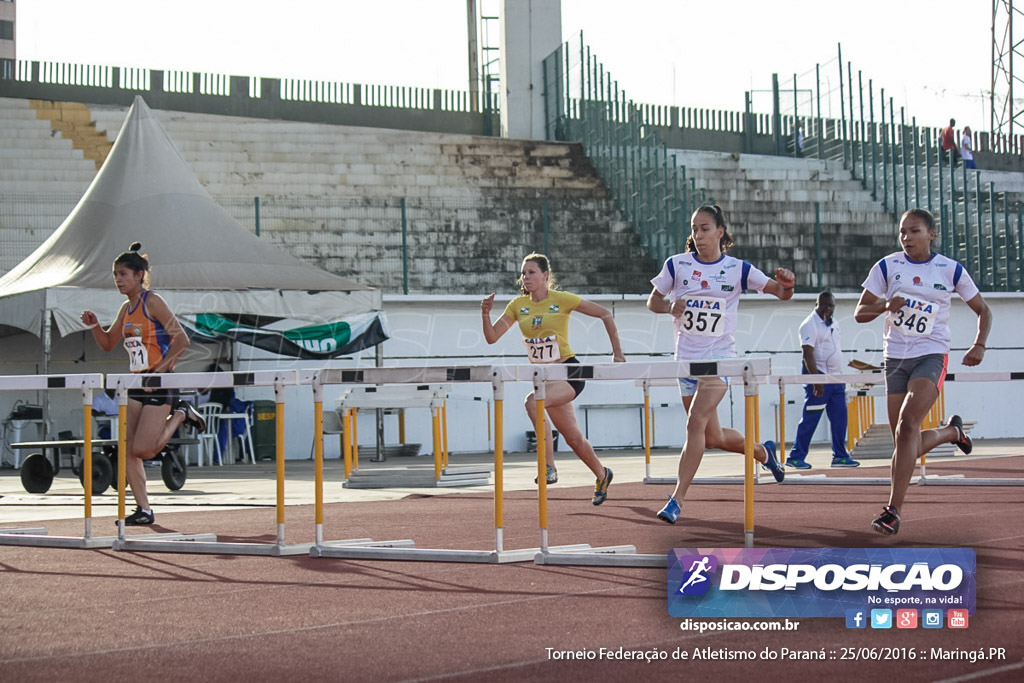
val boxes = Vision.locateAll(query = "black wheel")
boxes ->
[20,453,54,494]
[78,452,113,495]
[105,447,121,492]
[161,450,187,491]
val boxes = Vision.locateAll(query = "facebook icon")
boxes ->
[845,609,867,629]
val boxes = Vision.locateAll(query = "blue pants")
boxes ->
[788,383,849,461]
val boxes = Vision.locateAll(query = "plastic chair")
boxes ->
[196,402,223,466]
[310,409,345,459]
[219,403,256,465]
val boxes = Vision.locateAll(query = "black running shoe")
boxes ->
[945,414,972,455]
[174,400,207,433]
[871,505,900,535]
[124,506,155,526]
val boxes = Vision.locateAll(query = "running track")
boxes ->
[1,456,1022,682]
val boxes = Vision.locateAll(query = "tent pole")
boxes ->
[373,342,385,462]
[41,311,51,440]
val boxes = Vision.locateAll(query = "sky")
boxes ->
[14,0,994,130]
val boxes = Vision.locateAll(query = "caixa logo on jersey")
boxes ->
[667,548,975,618]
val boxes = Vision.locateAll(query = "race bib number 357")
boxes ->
[680,296,725,337]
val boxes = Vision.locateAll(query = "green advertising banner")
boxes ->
[181,311,388,359]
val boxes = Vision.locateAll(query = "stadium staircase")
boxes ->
[84,105,655,294]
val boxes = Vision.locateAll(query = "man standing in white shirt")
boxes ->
[787,292,860,469]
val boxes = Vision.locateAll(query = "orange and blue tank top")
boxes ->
[121,289,171,373]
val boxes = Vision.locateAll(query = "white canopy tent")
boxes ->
[0,96,383,368]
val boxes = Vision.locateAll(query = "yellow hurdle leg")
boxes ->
[743,394,756,547]
[494,398,504,547]
[352,408,359,469]
[441,401,449,469]
[314,399,324,529]
[341,409,353,478]
[778,382,787,464]
[536,398,548,544]
[432,406,442,482]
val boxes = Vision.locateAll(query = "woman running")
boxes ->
[855,208,991,535]
[649,205,792,525]
[81,243,206,525]
[481,253,624,504]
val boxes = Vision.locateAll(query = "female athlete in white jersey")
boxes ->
[481,253,625,505]
[648,205,793,524]
[855,208,992,535]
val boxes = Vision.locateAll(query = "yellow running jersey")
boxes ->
[502,290,582,363]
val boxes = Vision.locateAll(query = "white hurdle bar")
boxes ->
[770,370,1024,487]
[307,365,593,563]
[0,373,118,549]
[532,358,772,567]
[107,370,305,556]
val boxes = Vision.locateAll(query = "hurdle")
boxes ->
[534,358,772,567]
[771,370,1024,487]
[917,371,1024,486]
[0,373,121,549]
[336,383,490,488]
[638,376,781,486]
[108,370,311,556]
[308,365,595,563]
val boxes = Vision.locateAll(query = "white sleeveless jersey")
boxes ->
[651,253,770,361]
[861,252,980,359]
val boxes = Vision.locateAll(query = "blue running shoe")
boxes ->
[592,467,613,505]
[761,441,785,482]
[657,496,680,524]
[534,464,558,485]
[831,456,861,468]
[785,459,812,470]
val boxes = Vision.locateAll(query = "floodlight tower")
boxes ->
[991,0,1024,146]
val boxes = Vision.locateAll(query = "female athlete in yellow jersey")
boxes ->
[481,253,625,504]
[81,243,206,525]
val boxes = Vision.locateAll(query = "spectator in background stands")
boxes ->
[940,118,960,166]
[961,126,976,169]
[786,291,859,470]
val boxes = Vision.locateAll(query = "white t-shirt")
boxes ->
[961,133,973,161]
[798,310,843,374]
[861,252,980,359]
[651,252,771,361]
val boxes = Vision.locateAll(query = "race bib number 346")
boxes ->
[680,296,725,337]
[890,297,937,338]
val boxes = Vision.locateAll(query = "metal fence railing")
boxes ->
[542,32,714,264]
[787,44,1024,292]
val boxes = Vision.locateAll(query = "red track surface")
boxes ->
[1,456,1022,682]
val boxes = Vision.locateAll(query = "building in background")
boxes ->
[0,0,14,78]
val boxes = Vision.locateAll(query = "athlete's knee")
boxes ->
[561,429,587,452]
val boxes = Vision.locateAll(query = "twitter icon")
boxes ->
[871,609,893,629]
